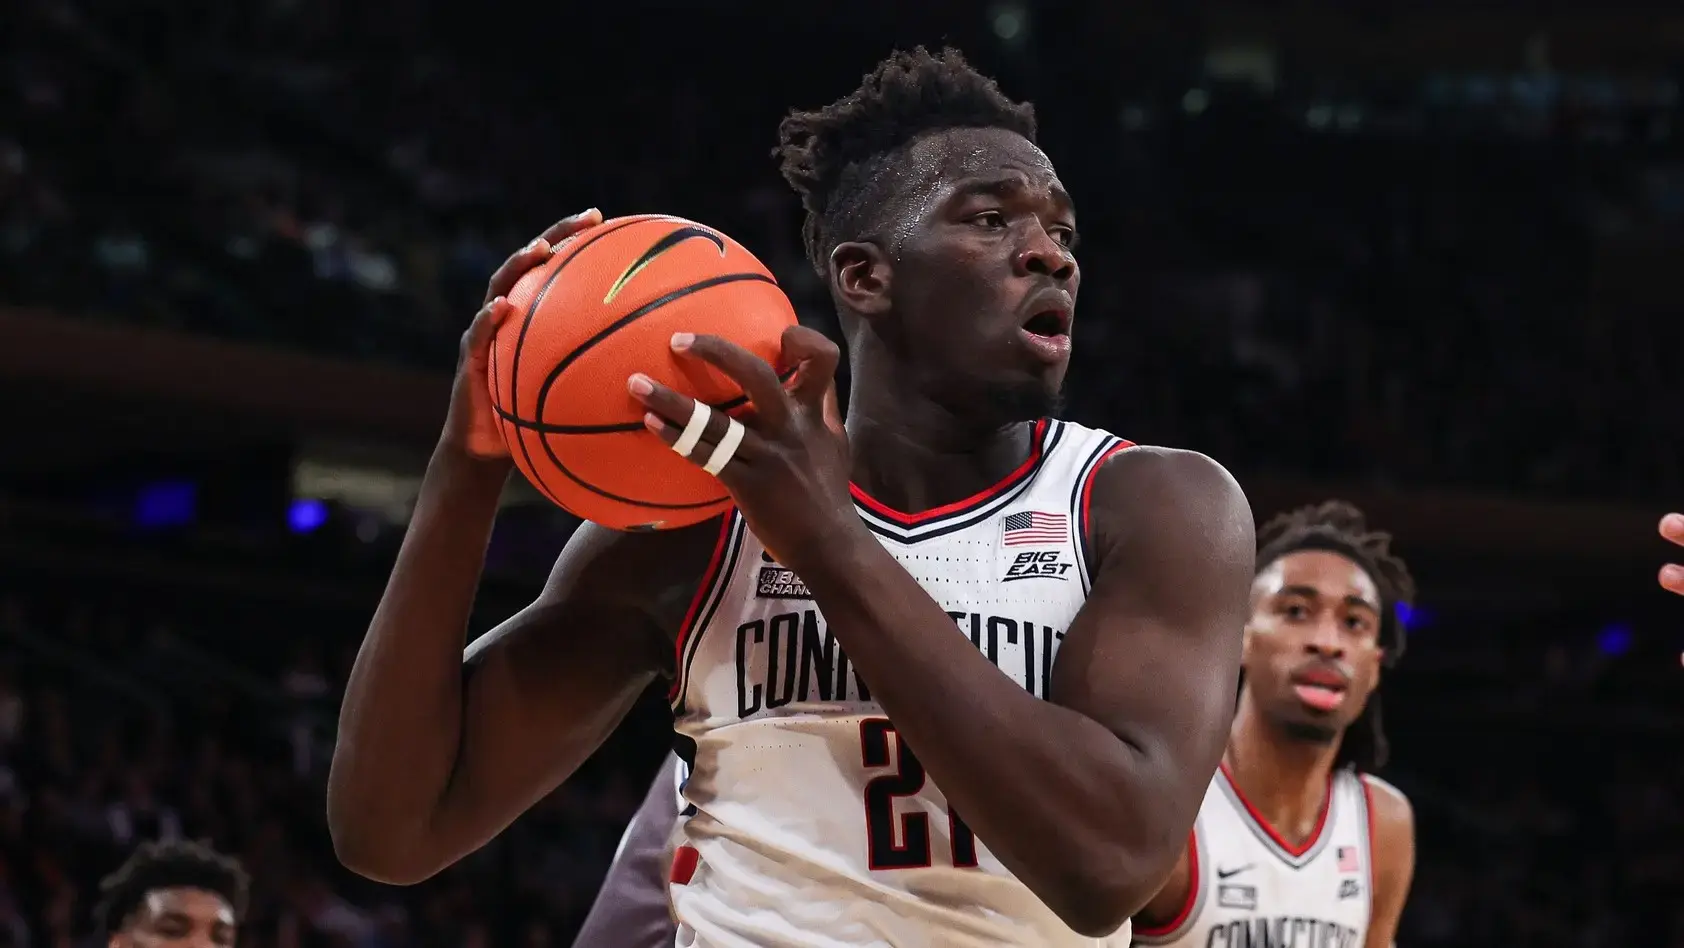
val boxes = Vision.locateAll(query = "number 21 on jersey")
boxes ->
[860,718,979,870]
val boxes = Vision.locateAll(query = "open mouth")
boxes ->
[1022,309,1070,338]
[1289,668,1350,713]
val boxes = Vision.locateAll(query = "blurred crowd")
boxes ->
[4,0,1682,501]
[0,584,671,948]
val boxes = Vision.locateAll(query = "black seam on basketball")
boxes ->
[522,272,780,510]
[503,216,655,508]
[488,328,500,409]
[533,272,778,412]
[604,227,726,304]
[495,366,797,433]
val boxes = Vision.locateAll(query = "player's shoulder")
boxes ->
[1050,418,1239,498]
[1084,440,1251,537]
[1357,773,1416,838]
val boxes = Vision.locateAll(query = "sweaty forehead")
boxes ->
[900,126,1060,197]
[1253,549,1379,607]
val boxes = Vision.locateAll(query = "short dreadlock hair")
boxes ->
[774,46,1037,278]
[1254,500,1417,772]
[94,839,249,935]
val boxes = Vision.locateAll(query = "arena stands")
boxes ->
[2,0,1681,945]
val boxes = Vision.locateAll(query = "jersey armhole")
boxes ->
[1359,773,1380,919]
[1070,437,1135,594]
[668,508,742,710]
[1131,826,1202,944]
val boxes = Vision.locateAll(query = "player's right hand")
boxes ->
[1661,513,1684,596]
[441,208,604,460]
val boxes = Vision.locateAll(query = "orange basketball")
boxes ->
[488,215,797,531]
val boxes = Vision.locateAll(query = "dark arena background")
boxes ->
[3,0,1683,944]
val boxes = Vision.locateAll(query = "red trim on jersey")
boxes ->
[1360,773,1379,896]
[666,510,735,702]
[849,419,1049,525]
[1077,439,1135,552]
[1133,828,1199,937]
[1219,761,1335,858]
[670,845,700,885]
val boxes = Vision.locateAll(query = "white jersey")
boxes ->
[667,419,1132,948]
[1133,764,1377,948]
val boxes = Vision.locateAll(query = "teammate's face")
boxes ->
[839,126,1080,422]
[1242,550,1384,743]
[109,889,236,948]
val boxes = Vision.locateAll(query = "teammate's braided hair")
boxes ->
[774,46,1037,277]
[94,839,249,935]
[1255,500,1416,772]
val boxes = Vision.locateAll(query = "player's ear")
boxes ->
[828,241,891,319]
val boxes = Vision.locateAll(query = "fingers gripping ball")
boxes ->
[487,215,798,530]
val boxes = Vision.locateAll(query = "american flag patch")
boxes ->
[1336,846,1359,873]
[1001,511,1069,546]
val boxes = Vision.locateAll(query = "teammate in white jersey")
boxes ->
[328,46,1256,946]
[1132,501,1416,948]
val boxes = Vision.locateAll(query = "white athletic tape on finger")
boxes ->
[702,417,746,476]
[672,401,712,459]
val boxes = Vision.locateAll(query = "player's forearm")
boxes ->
[327,445,509,881]
[803,536,1162,936]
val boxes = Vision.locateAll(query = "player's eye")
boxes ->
[1283,603,1310,620]
[972,210,1007,229]
[1050,226,1078,248]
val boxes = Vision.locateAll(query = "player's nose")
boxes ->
[1304,618,1346,658]
[1014,227,1075,282]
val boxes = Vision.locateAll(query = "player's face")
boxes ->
[875,126,1080,421]
[110,889,236,948]
[1242,550,1384,742]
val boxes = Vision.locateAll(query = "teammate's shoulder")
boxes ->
[1357,773,1415,832]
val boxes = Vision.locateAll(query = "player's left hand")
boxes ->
[628,326,863,570]
[1661,513,1684,596]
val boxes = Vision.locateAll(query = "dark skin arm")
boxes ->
[632,332,1253,937]
[326,210,713,885]
[572,754,685,948]
[1362,775,1416,948]
[328,457,712,884]
[1132,838,1196,934]
[803,447,1251,936]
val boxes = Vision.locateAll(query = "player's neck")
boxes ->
[845,375,1036,515]
[1224,699,1342,845]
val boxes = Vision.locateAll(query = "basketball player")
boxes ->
[1662,513,1684,596]
[1129,501,1415,948]
[571,502,1417,948]
[329,47,1256,945]
[94,839,248,948]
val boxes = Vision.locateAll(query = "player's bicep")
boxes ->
[1051,448,1252,811]
[438,523,703,849]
